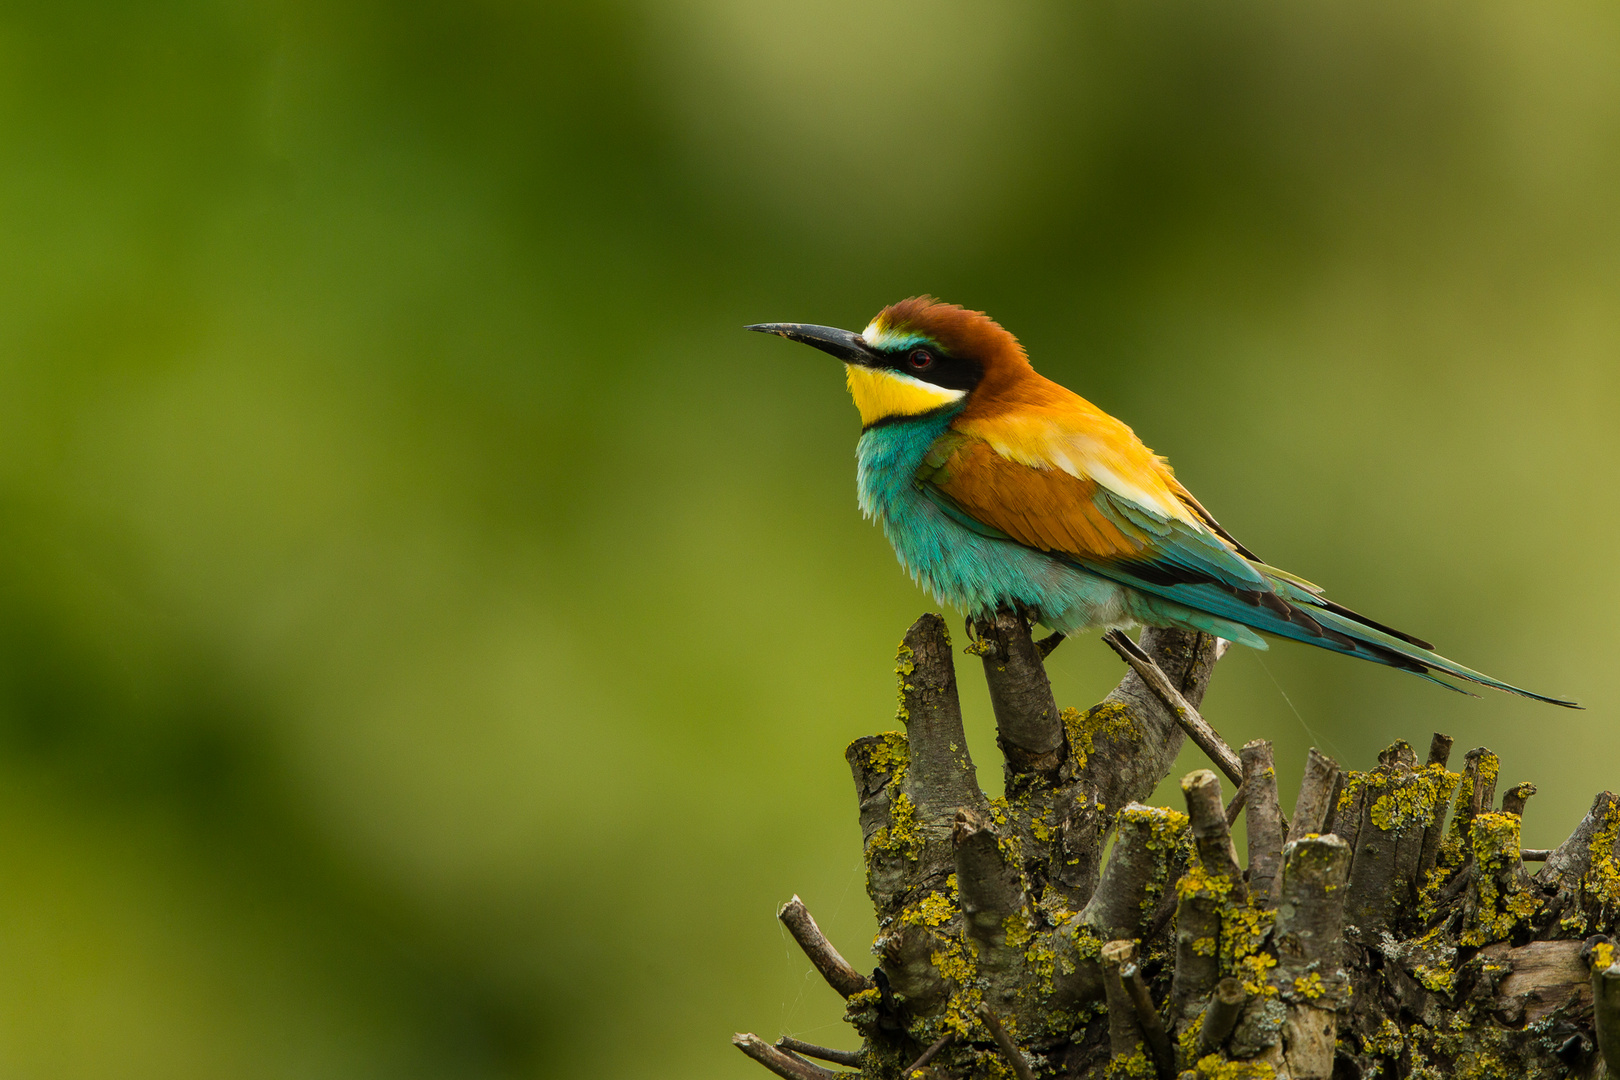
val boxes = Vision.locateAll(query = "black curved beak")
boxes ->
[745,322,879,366]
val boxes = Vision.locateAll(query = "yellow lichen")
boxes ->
[1178,1009,1206,1067]
[1030,804,1057,843]
[1221,903,1274,974]
[989,797,1010,827]
[1240,951,1278,996]
[1414,964,1455,993]
[905,886,958,929]
[1369,763,1459,832]
[1294,972,1326,1000]
[1589,940,1616,973]
[1066,701,1140,764]
[1023,931,1059,992]
[1176,860,1230,902]
[1123,805,1191,924]
[1363,1018,1404,1057]
[1106,1044,1156,1079]
[1443,752,1500,867]
[1061,706,1089,771]
[1185,1053,1276,1079]
[845,987,882,1010]
[1585,797,1620,908]
[851,731,910,786]
[1460,811,1542,947]
[1004,911,1035,951]
[928,928,984,1038]
[894,643,915,723]
[871,791,923,863]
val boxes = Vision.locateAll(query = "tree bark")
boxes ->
[737,610,1616,1079]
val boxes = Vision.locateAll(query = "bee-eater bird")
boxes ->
[748,297,1577,706]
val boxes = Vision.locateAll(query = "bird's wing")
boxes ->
[918,417,1439,653]
[918,417,1272,599]
[917,411,1577,706]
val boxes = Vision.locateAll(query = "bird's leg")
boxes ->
[1004,601,1064,658]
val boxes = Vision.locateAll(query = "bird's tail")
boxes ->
[1258,570,1581,708]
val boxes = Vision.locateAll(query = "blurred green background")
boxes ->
[0,0,1616,1076]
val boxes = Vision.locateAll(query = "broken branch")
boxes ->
[1286,747,1340,845]
[901,1032,953,1078]
[778,896,873,999]
[1242,740,1285,906]
[1103,630,1242,785]
[977,1005,1037,1080]
[775,1038,861,1069]
[1122,961,1175,1079]
[1199,978,1247,1057]
[733,1034,842,1080]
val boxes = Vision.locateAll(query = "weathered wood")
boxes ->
[850,617,983,1019]
[1587,937,1620,1074]
[1121,961,1174,1080]
[778,896,873,998]
[733,1034,841,1080]
[1101,940,1144,1063]
[897,613,986,825]
[1184,768,1246,904]
[1272,835,1351,1080]
[1481,940,1591,1023]
[1341,740,1444,935]
[953,807,1025,989]
[1274,835,1351,971]
[1080,803,1181,942]
[1171,881,1222,1021]
[774,1037,862,1069]
[972,607,1064,778]
[1466,747,1500,817]
[1241,740,1285,906]
[1537,790,1618,892]
[1464,809,1536,948]
[1223,781,1247,825]
[1502,781,1537,817]
[1287,747,1340,844]
[1198,978,1247,1057]
[1417,732,1458,880]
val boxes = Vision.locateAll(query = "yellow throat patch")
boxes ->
[845,365,966,428]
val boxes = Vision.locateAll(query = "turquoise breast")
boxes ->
[853,413,1134,634]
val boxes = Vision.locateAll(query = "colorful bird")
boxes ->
[748,296,1577,706]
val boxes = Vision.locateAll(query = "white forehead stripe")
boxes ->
[861,322,931,352]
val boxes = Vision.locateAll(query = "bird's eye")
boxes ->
[907,349,935,371]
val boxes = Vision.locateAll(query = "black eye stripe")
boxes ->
[881,344,983,393]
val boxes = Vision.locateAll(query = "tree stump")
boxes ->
[735,612,1620,1080]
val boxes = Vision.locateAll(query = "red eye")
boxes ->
[907,349,935,371]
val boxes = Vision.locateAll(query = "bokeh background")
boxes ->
[1,1,1617,1076]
